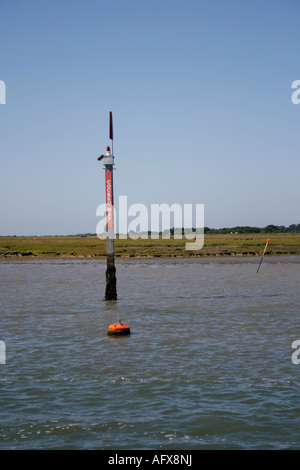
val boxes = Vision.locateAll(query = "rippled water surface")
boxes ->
[1,257,300,449]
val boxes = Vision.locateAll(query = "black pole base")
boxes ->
[105,265,117,300]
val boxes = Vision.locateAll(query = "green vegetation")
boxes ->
[203,224,300,234]
[0,230,300,259]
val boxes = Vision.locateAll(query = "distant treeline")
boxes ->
[202,224,300,234]
[167,224,300,235]
[78,223,300,238]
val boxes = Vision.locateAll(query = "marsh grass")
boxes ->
[1,233,300,259]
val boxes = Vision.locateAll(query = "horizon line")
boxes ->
[1,222,300,238]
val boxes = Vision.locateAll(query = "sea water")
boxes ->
[0,257,300,449]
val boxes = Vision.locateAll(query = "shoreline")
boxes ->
[1,233,300,260]
[1,255,300,266]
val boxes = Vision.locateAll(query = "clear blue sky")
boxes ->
[1,0,299,235]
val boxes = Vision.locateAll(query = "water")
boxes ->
[0,256,300,450]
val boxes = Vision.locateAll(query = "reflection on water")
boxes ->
[0,257,300,449]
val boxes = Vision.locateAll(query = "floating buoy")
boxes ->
[107,319,130,337]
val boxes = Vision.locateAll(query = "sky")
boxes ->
[0,0,299,235]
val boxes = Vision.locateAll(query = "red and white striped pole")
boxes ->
[105,147,114,232]
[98,112,117,300]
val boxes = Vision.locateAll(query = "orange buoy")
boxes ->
[107,319,130,337]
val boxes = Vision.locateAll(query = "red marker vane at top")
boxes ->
[109,111,113,140]
[109,111,113,157]
[257,238,270,273]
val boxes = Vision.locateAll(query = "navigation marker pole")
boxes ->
[257,238,270,273]
[98,112,117,300]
